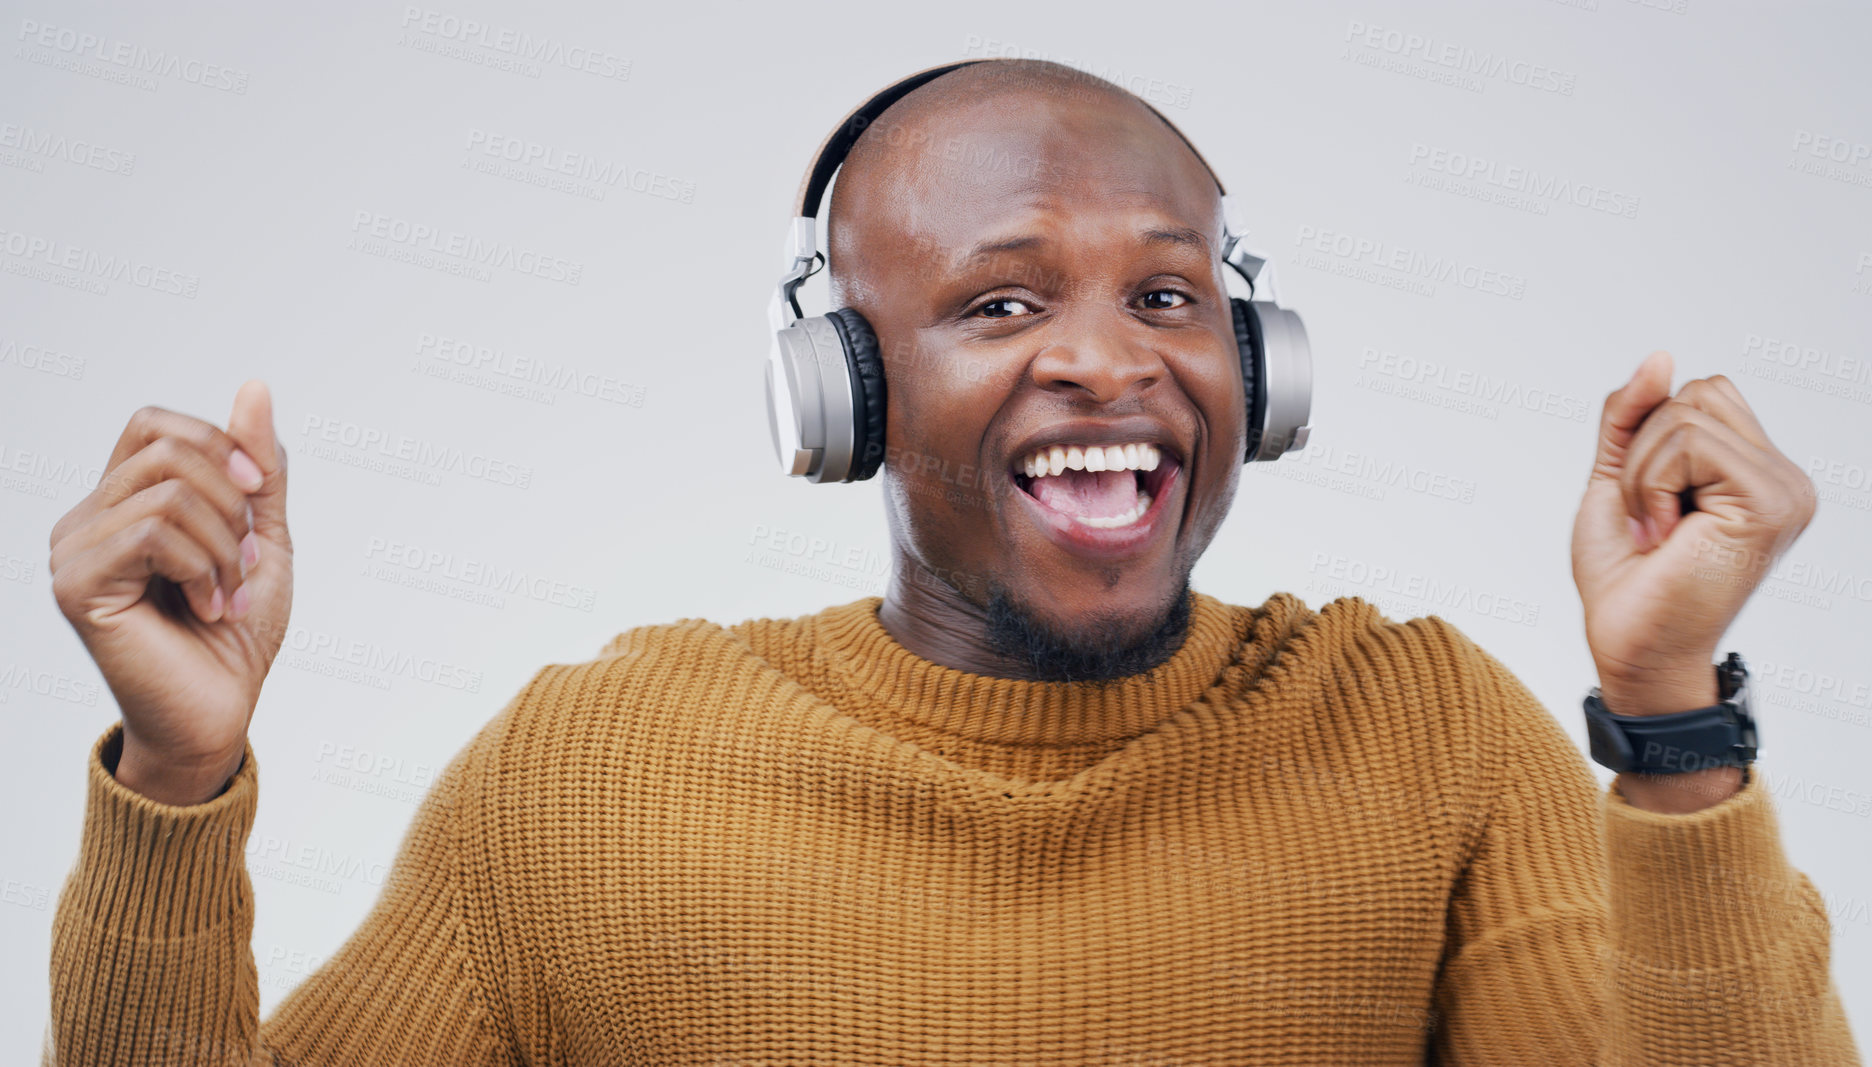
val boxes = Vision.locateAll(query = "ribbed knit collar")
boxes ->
[808,591,1251,749]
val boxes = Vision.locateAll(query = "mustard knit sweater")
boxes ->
[45,592,1861,1065]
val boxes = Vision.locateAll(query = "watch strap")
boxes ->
[1584,653,1758,774]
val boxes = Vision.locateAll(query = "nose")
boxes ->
[1026,308,1167,404]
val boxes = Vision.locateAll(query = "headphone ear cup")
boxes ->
[826,307,888,482]
[1230,298,1268,463]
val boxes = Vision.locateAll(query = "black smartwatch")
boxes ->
[1584,653,1758,774]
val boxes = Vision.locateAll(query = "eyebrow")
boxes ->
[955,226,1212,267]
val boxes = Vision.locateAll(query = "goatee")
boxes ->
[983,579,1193,683]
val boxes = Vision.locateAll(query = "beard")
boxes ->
[982,577,1194,683]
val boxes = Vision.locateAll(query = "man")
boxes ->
[43,59,1859,1064]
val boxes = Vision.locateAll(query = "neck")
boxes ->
[878,563,1043,679]
[877,557,1191,682]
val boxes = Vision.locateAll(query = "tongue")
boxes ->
[1030,469,1139,518]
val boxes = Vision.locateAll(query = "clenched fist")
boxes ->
[49,381,293,805]
[1571,352,1817,810]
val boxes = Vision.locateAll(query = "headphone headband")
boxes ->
[792,58,1230,221]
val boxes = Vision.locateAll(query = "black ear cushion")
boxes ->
[827,307,889,482]
[1230,299,1268,462]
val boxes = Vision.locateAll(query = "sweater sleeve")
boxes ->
[1424,626,1861,1066]
[44,716,518,1067]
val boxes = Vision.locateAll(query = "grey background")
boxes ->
[3,0,1868,1054]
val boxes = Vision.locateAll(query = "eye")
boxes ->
[1140,289,1190,310]
[976,297,1035,318]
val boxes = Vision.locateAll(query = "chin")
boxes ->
[983,569,1194,683]
[1014,568,1181,630]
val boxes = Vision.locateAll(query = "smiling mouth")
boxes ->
[1010,442,1180,530]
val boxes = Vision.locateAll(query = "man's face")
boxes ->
[831,86,1246,647]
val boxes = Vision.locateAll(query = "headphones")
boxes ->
[766,60,1313,483]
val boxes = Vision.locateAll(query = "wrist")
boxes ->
[1616,765,1745,813]
[1586,653,1756,811]
[113,734,244,806]
[1594,660,1720,716]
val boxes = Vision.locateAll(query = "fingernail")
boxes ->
[1643,516,1663,548]
[228,448,263,492]
[208,586,225,620]
[241,531,259,575]
[230,584,250,621]
[1628,516,1649,552]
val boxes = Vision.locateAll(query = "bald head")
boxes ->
[824,60,1224,308]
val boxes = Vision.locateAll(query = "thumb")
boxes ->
[1591,349,1673,480]
[227,378,289,542]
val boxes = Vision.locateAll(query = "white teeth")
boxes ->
[1019,441,1164,479]
[1074,491,1153,528]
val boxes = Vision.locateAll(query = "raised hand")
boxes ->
[1572,352,1817,718]
[49,380,294,804]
